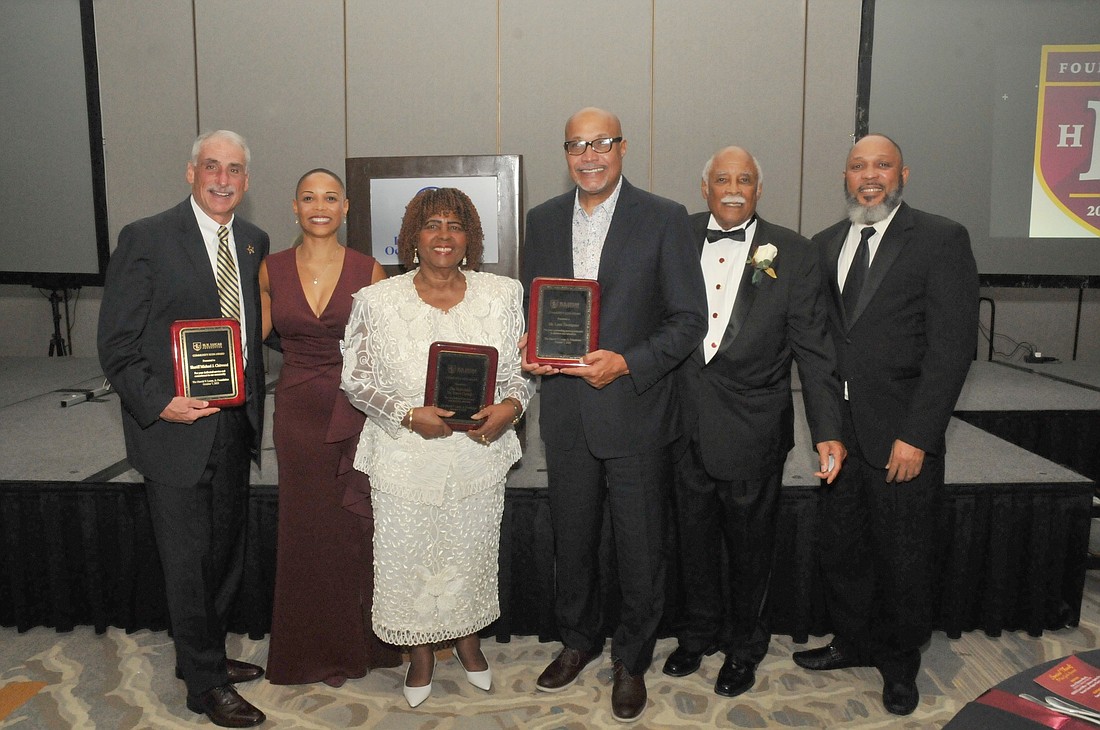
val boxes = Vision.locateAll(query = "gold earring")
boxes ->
[413,250,419,264]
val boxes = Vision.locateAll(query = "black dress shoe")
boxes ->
[175,659,265,684]
[714,656,755,698]
[883,678,919,715]
[536,647,601,693]
[792,642,866,671]
[185,685,265,728]
[611,660,647,722]
[662,645,718,678]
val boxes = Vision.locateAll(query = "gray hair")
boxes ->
[701,147,763,190]
[190,130,251,169]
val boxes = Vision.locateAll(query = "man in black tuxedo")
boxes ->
[662,146,845,698]
[521,107,707,722]
[792,134,978,716]
[98,130,269,728]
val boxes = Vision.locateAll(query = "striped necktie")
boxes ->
[215,226,241,321]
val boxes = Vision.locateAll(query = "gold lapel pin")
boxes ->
[246,245,255,255]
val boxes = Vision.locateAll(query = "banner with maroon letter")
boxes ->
[1031,44,1100,238]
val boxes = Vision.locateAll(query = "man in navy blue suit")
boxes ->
[521,107,707,723]
[99,130,268,728]
[792,134,978,717]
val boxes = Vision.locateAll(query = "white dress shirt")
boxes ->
[699,214,756,363]
[836,203,901,292]
[190,196,249,364]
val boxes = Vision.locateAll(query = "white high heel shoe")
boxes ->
[456,650,492,691]
[403,655,435,708]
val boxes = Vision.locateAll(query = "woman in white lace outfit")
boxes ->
[341,188,532,708]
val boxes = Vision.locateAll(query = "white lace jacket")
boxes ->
[341,270,533,506]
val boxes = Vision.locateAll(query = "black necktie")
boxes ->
[842,226,875,317]
[706,228,746,243]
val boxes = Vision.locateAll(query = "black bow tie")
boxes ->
[706,227,746,243]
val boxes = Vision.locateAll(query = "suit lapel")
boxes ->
[540,192,577,279]
[848,202,912,325]
[688,214,708,365]
[715,224,761,358]
[555,194,577,279]
[595,180,637,284]
[824,225,847,329]
[175,200,221,311]
[234,223,262,326]
[234,224,259,291]
[691,214,708,257]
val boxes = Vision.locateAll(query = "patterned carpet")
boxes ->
[3,575,1100,730]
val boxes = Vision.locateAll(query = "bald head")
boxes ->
[849,133,904,167]
[565,107,622,139]
[564,107,627,212]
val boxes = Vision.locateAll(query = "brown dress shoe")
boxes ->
[535,647,601,693]
[185,685,265,728]
[226,659,264,683]
[175,659,265,684]
[611,660,647,723]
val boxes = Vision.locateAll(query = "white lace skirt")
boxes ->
[371,480,505,646]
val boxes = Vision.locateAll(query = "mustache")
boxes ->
[721,194,747,205]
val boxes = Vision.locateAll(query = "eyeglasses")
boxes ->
[563,136,623,156]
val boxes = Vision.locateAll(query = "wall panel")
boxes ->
[499,0,654,214]
[800,0,862,236]
[96,0,197,248]
[345,0,498,160]
[194,0,347,252]
[20,0,199,358]
[653,0,808,225]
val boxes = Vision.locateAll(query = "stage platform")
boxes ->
[999,359,1100,392]
[954,360,1100,482]
[0,357,1095,644]
[3,357,1096,488]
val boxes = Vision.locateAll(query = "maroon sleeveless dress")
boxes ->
[265,246,400,684]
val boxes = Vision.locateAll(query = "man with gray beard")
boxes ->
[792,134,978,717]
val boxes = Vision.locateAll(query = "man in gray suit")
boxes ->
[521,107,707,723]
[98,130,268,728]
[663,146,845,697]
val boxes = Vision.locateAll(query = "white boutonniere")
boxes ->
[748,243,778,285]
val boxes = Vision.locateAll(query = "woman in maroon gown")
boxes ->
[260,169,399,686]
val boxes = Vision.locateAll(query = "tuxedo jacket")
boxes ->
[814,201,978,468]
[679,213,842,481]
[521,178,707,458]
[98,198,269,488]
